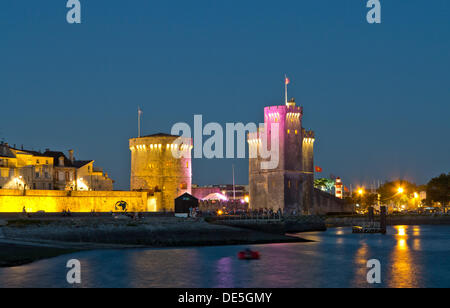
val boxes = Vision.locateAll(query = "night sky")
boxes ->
[0,0,449,190]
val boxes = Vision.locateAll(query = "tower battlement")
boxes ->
[302,129,315,144]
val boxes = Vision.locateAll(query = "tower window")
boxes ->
[287,129,290,134]
[295,130,298,135]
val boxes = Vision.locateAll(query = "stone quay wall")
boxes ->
[0,189,148,213]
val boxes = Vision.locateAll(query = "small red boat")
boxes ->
[238,249,260,260]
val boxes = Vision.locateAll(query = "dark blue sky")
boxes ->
[1,0,449,190]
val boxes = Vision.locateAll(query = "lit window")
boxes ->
[295,130,298,135]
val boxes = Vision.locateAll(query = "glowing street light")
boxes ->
[397,187,404,194]
[358,189,364,195]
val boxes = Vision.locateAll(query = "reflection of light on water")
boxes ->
[215,257,234,288]
[413,239,421,251]
[398,239,407,251]
[397,226,406,237]
[336,229,344,236]
[413,227,421,237]
[389,226,422,288]
[352,242,369,287]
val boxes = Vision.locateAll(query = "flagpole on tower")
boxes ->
[284,74,290,106]
[138,107,142,138]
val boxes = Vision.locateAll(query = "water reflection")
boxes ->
[1,225,449,288]
[214,257,234,288]
[352,241,369,287]
[388,226,421,288]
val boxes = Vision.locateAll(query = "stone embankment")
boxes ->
[326,214,450,228]
[212,215,327,234]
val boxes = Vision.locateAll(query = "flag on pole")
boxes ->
[138,107,143,115]
[285,76,290,85]
[315,166,323,173]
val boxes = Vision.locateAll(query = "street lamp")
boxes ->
[397,187,404,194]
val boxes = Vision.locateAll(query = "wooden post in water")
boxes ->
[368,207,374,222]
[380,206,387,234]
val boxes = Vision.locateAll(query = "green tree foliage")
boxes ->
[377,180,417,206]
[314,178,334,192]
[426,173,450,207]
[349,192,378,209]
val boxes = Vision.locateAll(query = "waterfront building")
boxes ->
[248,98,351,215]
[0,142,113,191]
[43,150,114,191]
[129,133,192,211]
[0,143,55,190]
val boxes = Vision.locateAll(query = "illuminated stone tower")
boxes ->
[248,98,315,214]
[129,133,192,211]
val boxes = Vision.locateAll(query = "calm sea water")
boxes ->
[1,225,450,288]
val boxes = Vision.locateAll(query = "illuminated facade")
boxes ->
[130,133,192,211]
[0,143,55,190]
[43,150,113,191]
[0,189,148,213]
[0,142,113,191]
[248,98,315,214]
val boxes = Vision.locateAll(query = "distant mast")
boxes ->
[232,164,236,200]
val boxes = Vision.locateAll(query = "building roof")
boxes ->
[42,151,72,167]
[42,151,93,168]
[0,144,15,158]
[202,193,228,201]
[72,160,93,168]
[175,192,199,201]
[141,133,180,138]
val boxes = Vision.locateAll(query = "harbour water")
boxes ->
[1,225,450,288]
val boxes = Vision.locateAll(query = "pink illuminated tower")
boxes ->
[248,95,315,215]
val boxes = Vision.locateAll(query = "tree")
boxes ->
[426,173,450,208]
[314,178,334,192]
[377,180,417,207]
[349,192,378,210]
